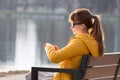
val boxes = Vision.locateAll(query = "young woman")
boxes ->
[26,8,104,80]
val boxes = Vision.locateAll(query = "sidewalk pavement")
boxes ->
[0,73,27,80]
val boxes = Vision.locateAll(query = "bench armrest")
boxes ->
[31,67,80,80]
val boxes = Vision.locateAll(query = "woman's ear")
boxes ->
[80,24,86,29]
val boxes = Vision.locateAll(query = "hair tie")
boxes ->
[91,14,95,19]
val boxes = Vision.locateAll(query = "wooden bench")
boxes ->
[31,52,120,80]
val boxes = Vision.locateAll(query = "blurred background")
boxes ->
[0,0,120,72]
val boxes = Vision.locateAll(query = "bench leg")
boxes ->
[32,68,38,80]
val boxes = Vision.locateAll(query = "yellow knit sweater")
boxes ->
[45,33,101,80]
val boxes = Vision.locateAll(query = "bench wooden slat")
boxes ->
[88,54,120,66]
[84,66,117,79]
[117,76,120,80]
[118,68,120,75]
[85,75,120,80]
[95,76,120,80]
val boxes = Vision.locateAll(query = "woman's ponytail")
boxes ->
[91,15,104,55]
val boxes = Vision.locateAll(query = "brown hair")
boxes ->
[69,8,104,55]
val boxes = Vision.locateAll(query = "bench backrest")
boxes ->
[80,53,120,80]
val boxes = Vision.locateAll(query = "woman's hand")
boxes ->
[44,43,52,47]
[54,45,59,50]
[44,43,59,50]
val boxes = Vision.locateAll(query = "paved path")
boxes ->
[0,73,27,80]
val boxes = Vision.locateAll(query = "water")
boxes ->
[15,19,37,70]
[0,62,15,72]
[0,19,37,72]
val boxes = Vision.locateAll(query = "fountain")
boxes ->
[15,19,37,70]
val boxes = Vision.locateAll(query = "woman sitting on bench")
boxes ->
[26,8,105,80]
